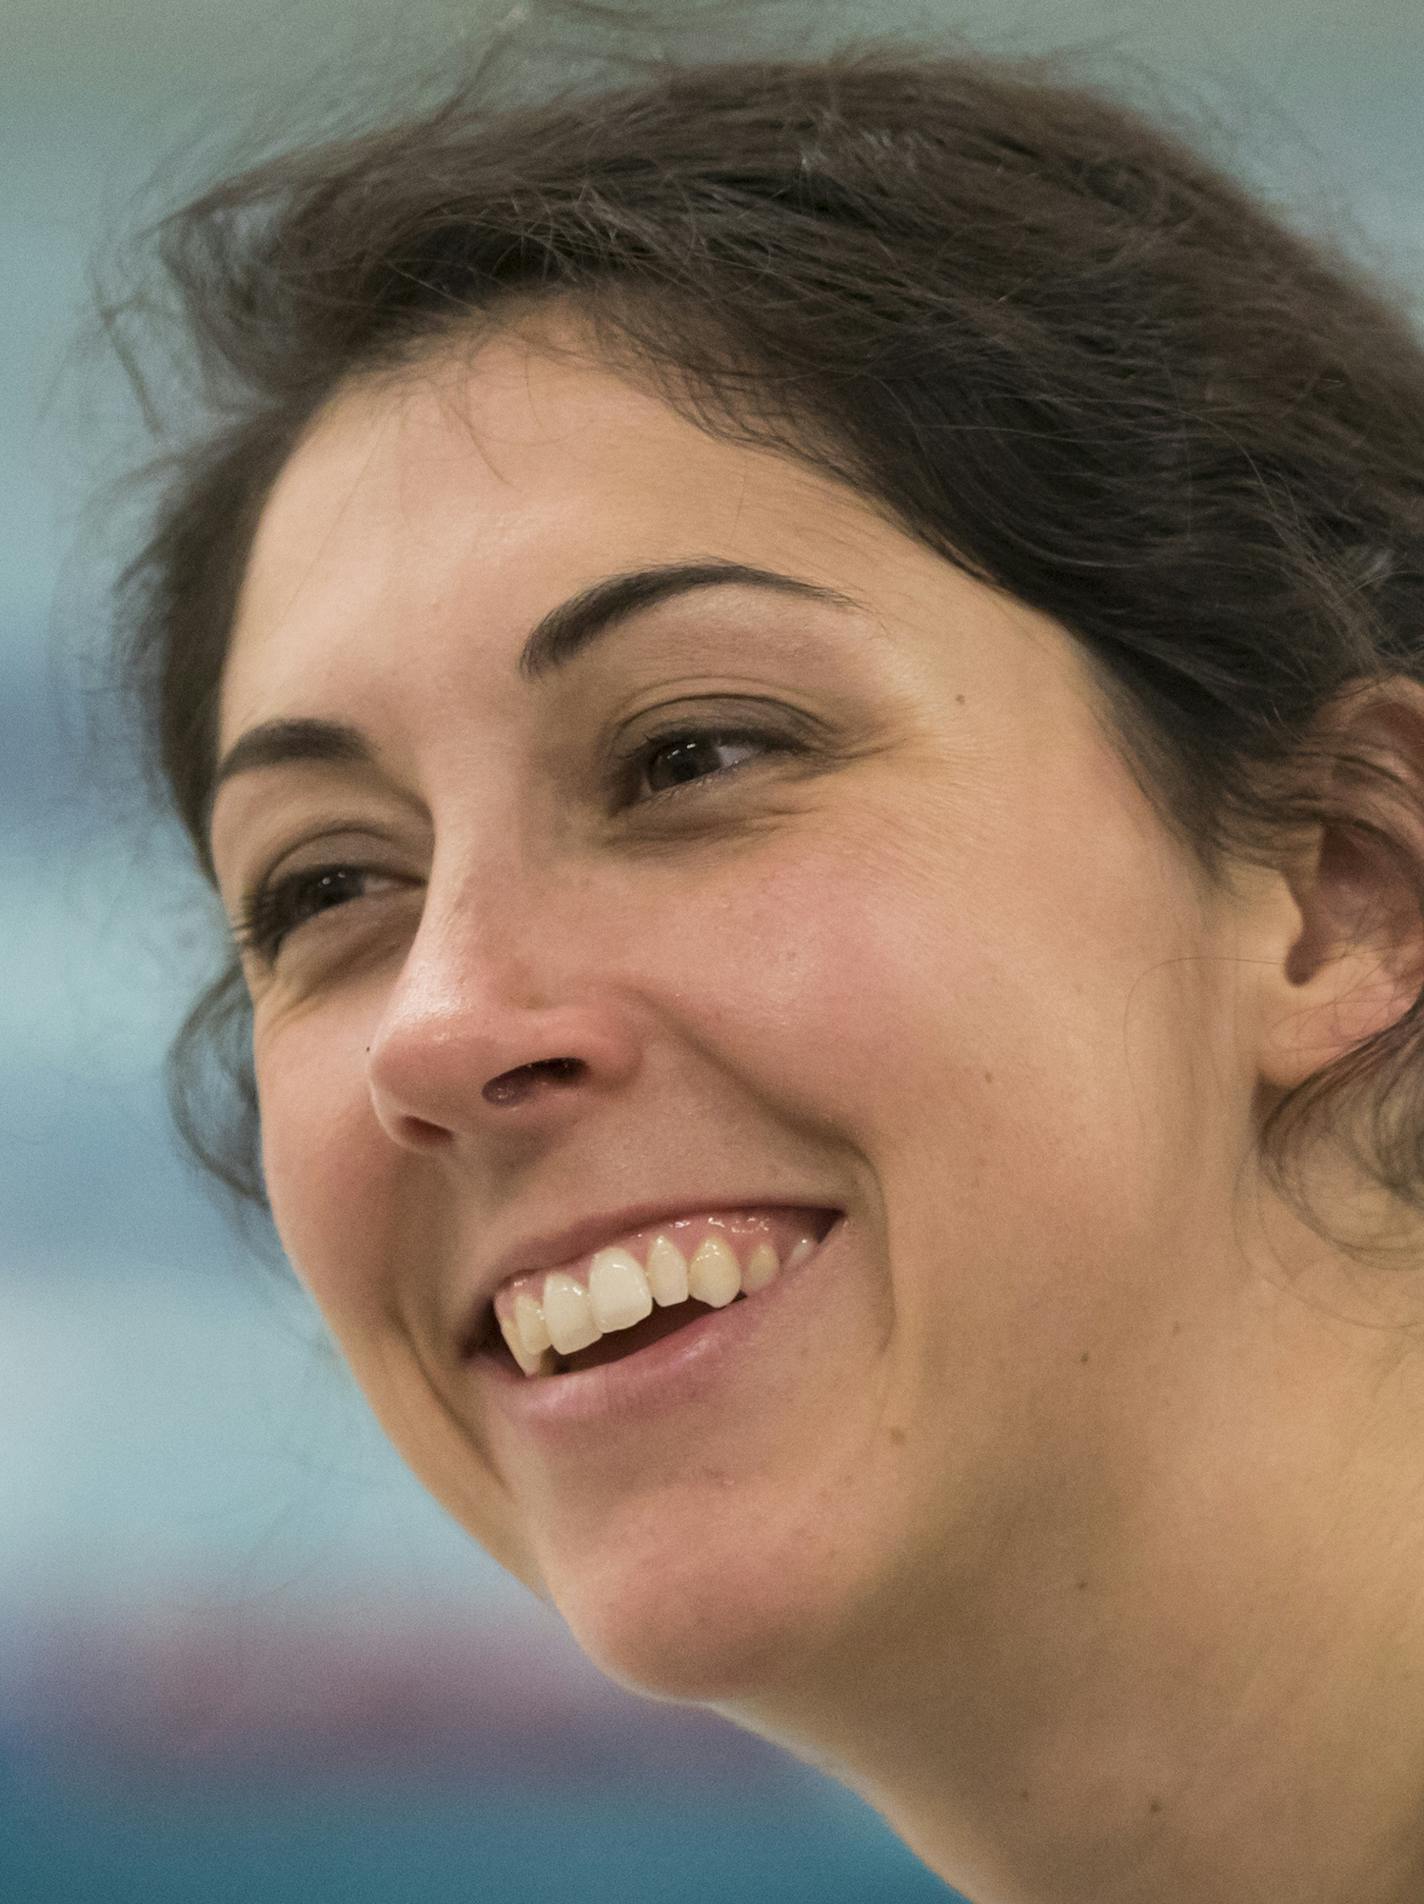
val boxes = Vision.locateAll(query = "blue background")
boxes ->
[4,2,1421,1899]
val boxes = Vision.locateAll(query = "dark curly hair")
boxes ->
[106,31,1424,1268]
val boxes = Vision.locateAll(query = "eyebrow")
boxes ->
[208,558,860,821]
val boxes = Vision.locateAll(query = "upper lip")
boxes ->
[459,1197,841,1355]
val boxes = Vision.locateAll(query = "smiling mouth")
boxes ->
[477,1208,841,1379]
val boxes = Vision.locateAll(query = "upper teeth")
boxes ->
[495,1226,819,1378]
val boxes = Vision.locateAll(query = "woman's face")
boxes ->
[211,321,1274,1713]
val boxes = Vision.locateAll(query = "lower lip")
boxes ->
[472,1213,846,1440]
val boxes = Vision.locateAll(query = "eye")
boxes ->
[617,722,796,807]
[231,718,808,964]
[233,863,398,966]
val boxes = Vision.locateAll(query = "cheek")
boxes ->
[698,801,1222,1352]
[668,808,1053,1142]
[255,1023,393,1330]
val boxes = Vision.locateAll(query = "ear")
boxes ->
[1256,676,1424,1095]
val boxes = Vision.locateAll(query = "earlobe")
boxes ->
[1256,678,1424,1094]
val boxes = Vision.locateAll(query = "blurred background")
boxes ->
[4,1,1421,1899]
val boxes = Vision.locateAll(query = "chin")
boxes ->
[543,1534,830,1709]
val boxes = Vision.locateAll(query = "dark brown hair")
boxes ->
[109,37,1424,1265]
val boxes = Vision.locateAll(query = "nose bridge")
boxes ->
[365,833,634,1139]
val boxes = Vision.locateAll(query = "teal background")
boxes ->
[4,2,1421,1899]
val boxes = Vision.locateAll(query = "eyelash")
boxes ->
[231,721,796,967]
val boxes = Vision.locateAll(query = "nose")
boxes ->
[364,883,642,1151]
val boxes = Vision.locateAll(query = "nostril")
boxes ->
[483,1057,584,1106]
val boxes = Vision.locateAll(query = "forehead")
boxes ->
[220,326,905,741]
[218,317,1122,812]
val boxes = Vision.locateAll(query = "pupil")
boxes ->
[653,737,712,788]
[314,869,359,909]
